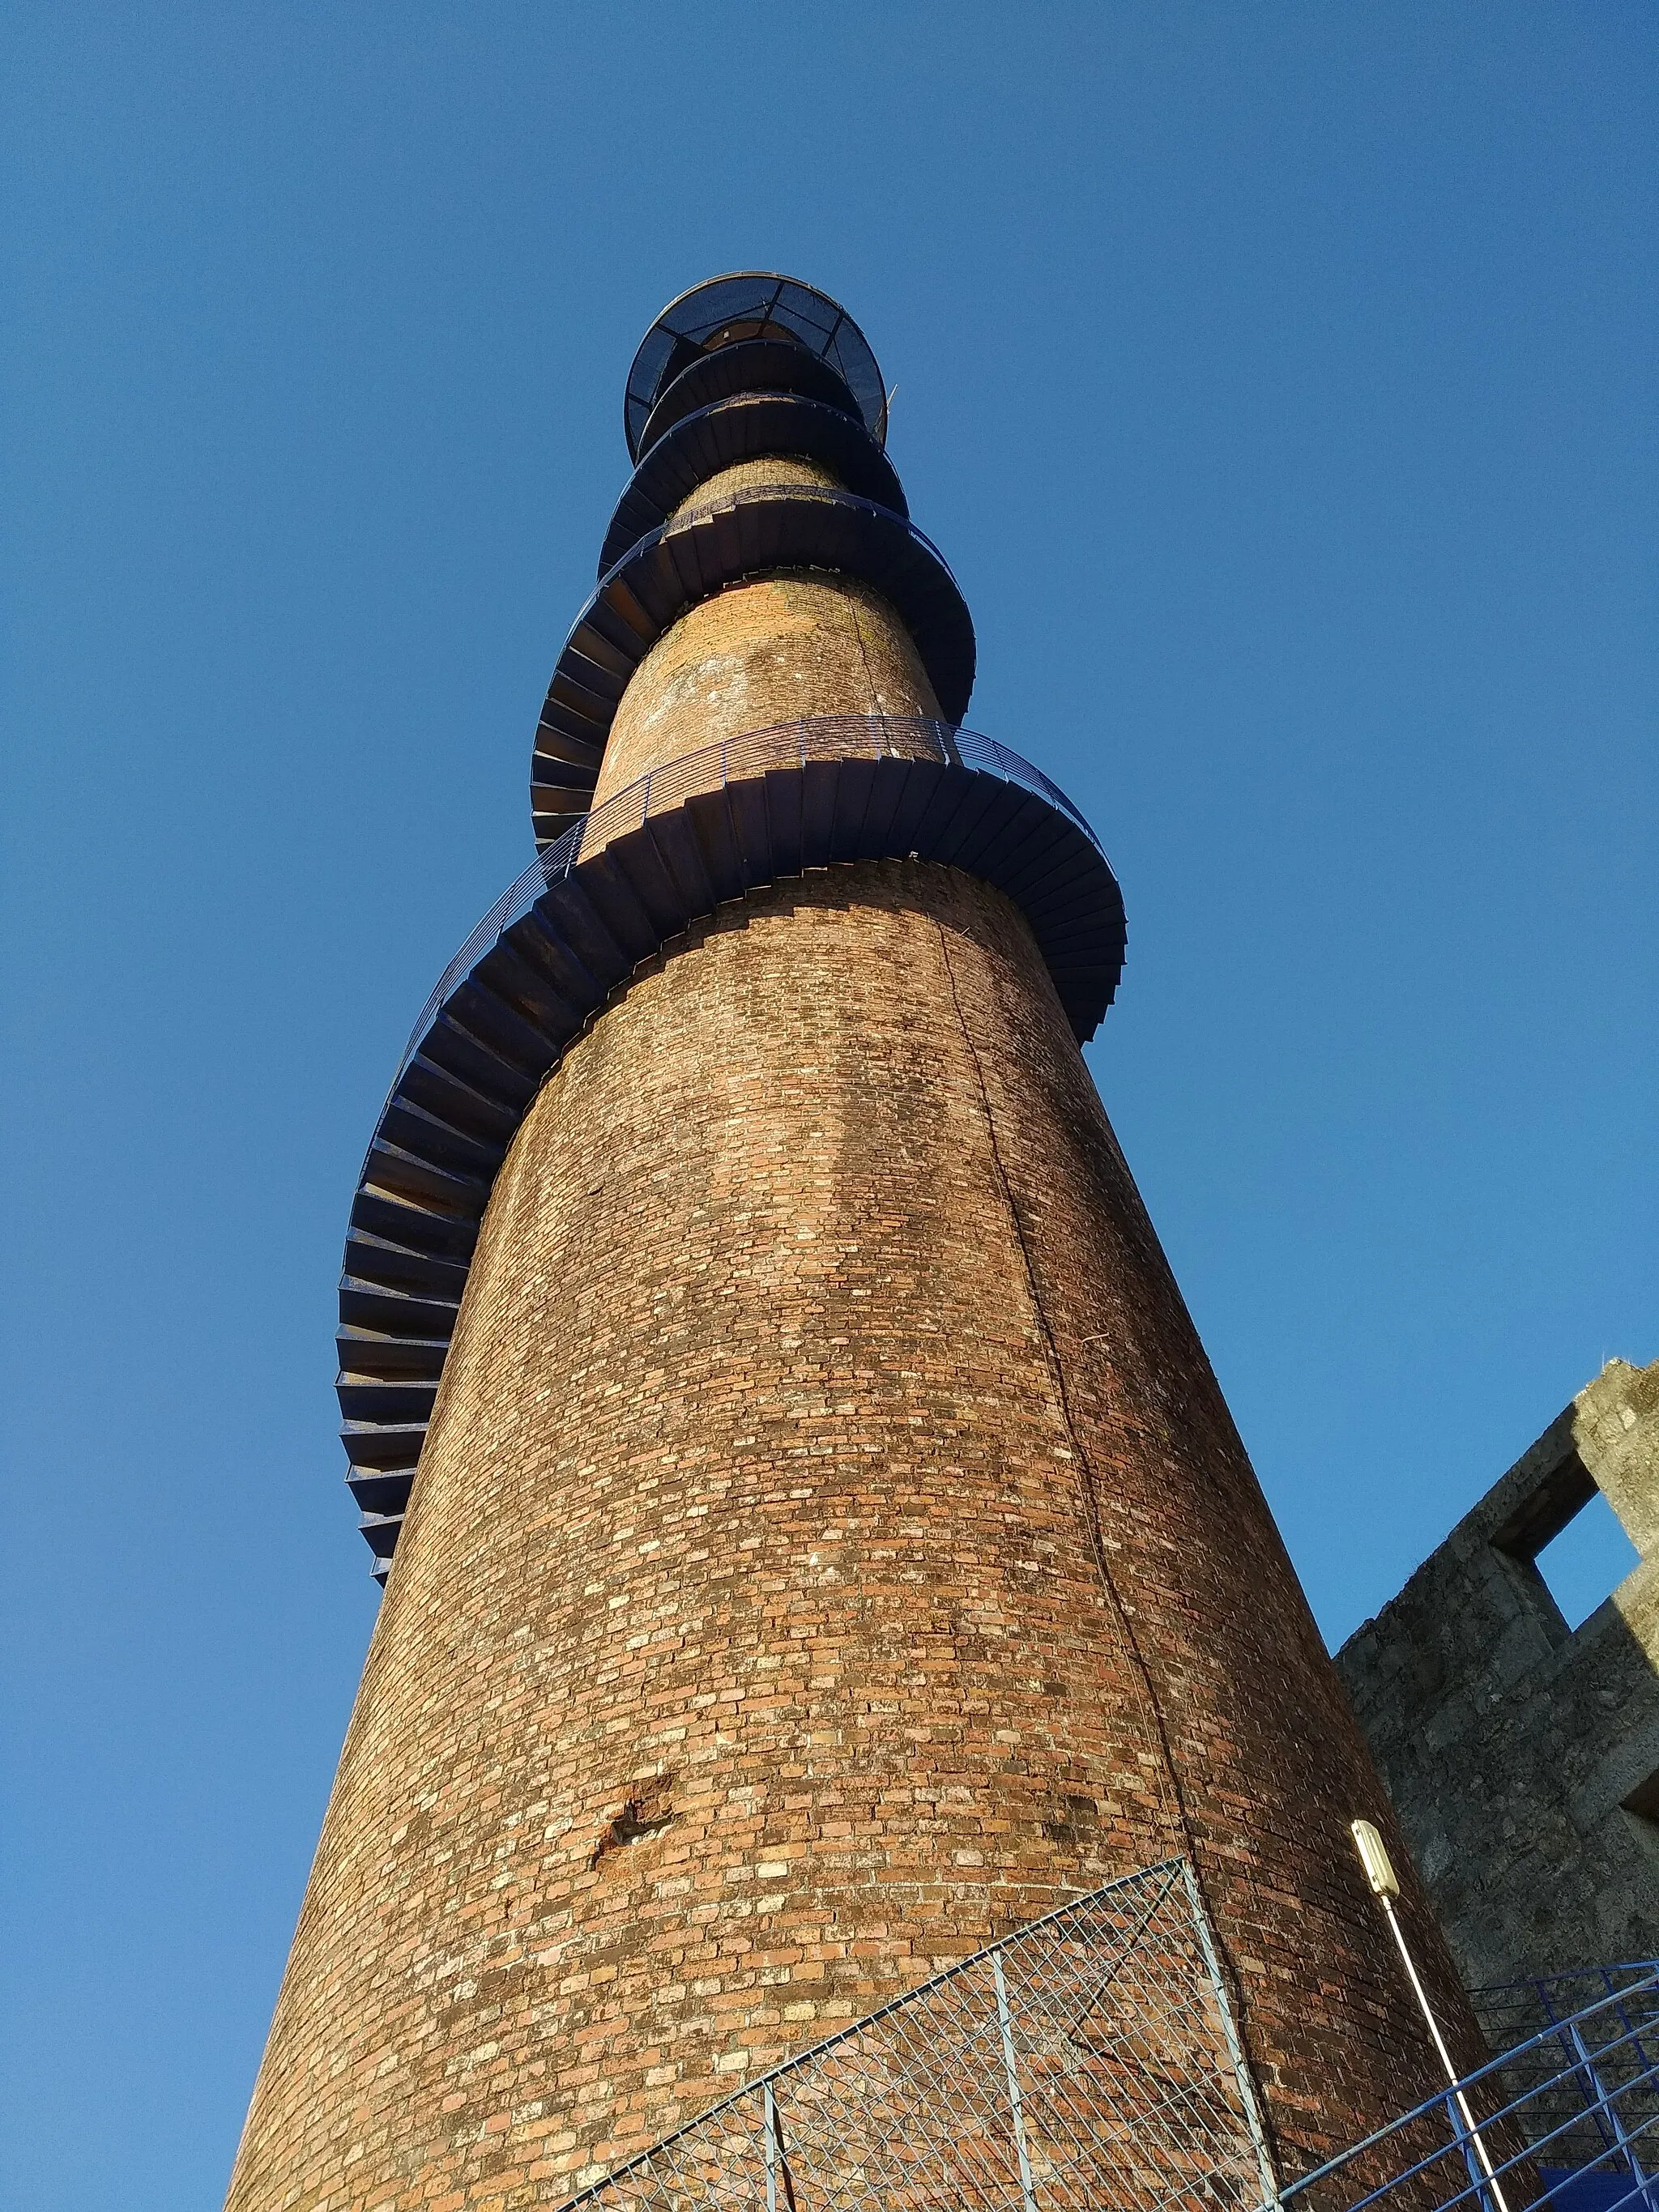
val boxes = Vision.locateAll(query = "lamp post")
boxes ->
[1350,1818,1512,2212]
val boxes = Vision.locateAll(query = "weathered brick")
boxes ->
[228,451,1481,2212]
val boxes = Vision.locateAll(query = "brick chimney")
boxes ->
[226,274,1479,2210]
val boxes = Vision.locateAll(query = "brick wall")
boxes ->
[590,570,939,808]
[229,853,1473,2209]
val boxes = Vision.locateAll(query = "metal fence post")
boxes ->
[991,1950,1039,2212]
[1179,1858,1282,2211]
[1444,2089,1505,2212]
[762,2082,779,2212]
[1567,2018,1648,2186]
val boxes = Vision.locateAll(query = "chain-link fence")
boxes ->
[545,1856,1659,2212]
[554,1858,1277,2212]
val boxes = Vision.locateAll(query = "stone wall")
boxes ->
[1337,1357,1659,1991]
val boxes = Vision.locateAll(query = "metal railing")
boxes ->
[552,1857,1277,2212]
[1470,1970,1659,2212]
[400,716,1101,1082]
[1282,1966,1659,2212]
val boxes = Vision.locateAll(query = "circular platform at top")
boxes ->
[625,274,888,462]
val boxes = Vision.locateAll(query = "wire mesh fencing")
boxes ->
[554,1858,1277,2212]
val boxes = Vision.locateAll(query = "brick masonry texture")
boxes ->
[668,455,842,517]
[228,861,1475,2210]
[591,568,937,808]
[1338,1357,1659,1991]
[228,483,1483,2211]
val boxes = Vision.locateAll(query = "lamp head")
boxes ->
[1350,1818,1401,1901]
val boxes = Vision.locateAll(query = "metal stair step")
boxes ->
[548,656,625,722]
[531,722,604,771]
[799,757,842,867]
[531,805,588,846]
[343,1230,471,1302]
[541,861,657,975]
[925,772,1004,867]
[904,763,979,859]
[976,808,1071,900]
[531,774,599,821]
[585,578,655,665]
[349,1188,478,1263]
[357,1511,404,1561]
[762,765,806,877]
[643,807,717,918]
[828,753,879,861]
[440,978,564,1081]
[1019,862,1113,936]
[952,784,1043,879]
[727,774,774,880]
[603,821,692,936]
[880,757,949,852]
[342,1421,429,1473]
[361,1133,491,1217]
[535,692,610,752]
[499,906,606,1012]
[559,620,635,686]
[683,787,746,904]
[415,1012,544,1113]
[380,1093,508,1181]
[859,753,923,855]
[335,1328,450,1381]
[336,1375,438,1425]
[347,1468,415,1518]
[1039,911,1124,961]
[399,1055,522,1149]
[470,936,582,1043]
[338,1277,459,1339]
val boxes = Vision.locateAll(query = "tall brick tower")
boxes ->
[228,276,1479,2210]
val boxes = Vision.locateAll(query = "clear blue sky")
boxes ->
[3,6,1653,2205]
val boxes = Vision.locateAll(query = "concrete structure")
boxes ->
[226,275,1482,2212]
[1337,1357,1659,1993]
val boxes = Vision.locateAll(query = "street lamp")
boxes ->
[1350,1818,1512,2212]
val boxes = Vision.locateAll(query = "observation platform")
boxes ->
[532,272,948,846]
[622,272,889,461]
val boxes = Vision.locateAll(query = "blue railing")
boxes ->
[399,716,1101,1082]
[1283,1966,1659,2212]
[1472,1971,1659,2212]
